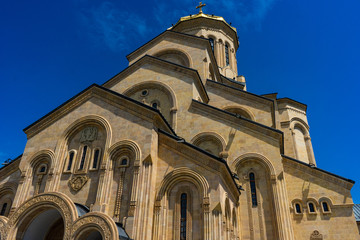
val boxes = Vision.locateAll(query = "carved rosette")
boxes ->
[310,230,323,240]
[68,175,89,192]
[4,193,77,240]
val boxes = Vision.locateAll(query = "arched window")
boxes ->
[322,202,329,212]
[152,102,158,109]
[67,151,75,171]
[209,38,214,52]
[180,193,187,240]
[0,202,7,216]
[79,145,88,170]
[121,158,128,166]
[225,44,230,66]
[249,173,257,207]
[308,202,315,213]
[92,149,100,169]
[295,203,302,214]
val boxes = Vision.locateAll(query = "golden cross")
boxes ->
[196,2,206,14]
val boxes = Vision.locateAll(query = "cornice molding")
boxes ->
[191,100,283,147]
[206,80,273,106]
[282,155,354,189]
[23,85,175,139]
[102,55,209,103]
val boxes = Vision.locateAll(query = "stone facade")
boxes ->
[0,9,359,240]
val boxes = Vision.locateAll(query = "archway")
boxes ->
[17,208,64,240]
[76,228,103,240]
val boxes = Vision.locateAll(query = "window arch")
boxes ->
[91,148,101,170]
[0,202,7,216]
[209,38,214,52]
[249,172,257,207]
[225,44,230,66]
[78,145,88,170]
[124,82,176,127]
[191,132,226,157]
[295,203,302,213]
[223,107,254,120]
[307,201,317,214]
[154,49,191,67]
[65,151,76,172]
[180,193,187,239]
[321,201,331,213]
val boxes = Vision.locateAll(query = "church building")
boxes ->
[0,4,359,240]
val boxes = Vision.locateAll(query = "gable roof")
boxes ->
[158,128,240,200]
[354,204,360,221]
[282,154,355,188]
[191,99,284,153]
[124,30,223,83]
[206,79,276,128]
[23,84,176,138]
[102,54,209,103]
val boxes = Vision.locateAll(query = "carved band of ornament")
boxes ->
[280,121,290,128]
[5,194,74,240]
[283,106,306,115]
[72,216,112,240]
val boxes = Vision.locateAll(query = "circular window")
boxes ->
[141,89,149,96]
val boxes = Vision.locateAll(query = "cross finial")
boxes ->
[196,2,206,14]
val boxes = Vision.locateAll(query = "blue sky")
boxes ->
[1,0,360,202]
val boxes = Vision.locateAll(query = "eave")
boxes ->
[23,84,176,139]
[282,154,355,189]
[102,54,210,103]
[191,100,284,154]
[158,129,240,200]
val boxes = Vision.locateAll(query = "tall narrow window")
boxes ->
[225,44,229,66]
[209,38,214,52]
[322,202,329,212]
[92,149,100,169]
[67,152,74,171]
[79,146,87,170]
[308,202,315,213]
[295,203,301,214]
[0,203,7,216]
[180,193,187,240]
[249,173,257,207]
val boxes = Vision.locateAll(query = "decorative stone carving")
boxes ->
[128,201,136,217]
[5,193,77,240]
[71,213,117,240]
[80,126,98,143]
[68,175,89,192]
[310,230,323,240]
[203,197,210,213]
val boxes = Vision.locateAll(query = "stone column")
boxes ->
[271,176,295,240]
[305,136,316,165]
[203,197,210,240]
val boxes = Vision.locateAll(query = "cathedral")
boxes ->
[0,4,359,240]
